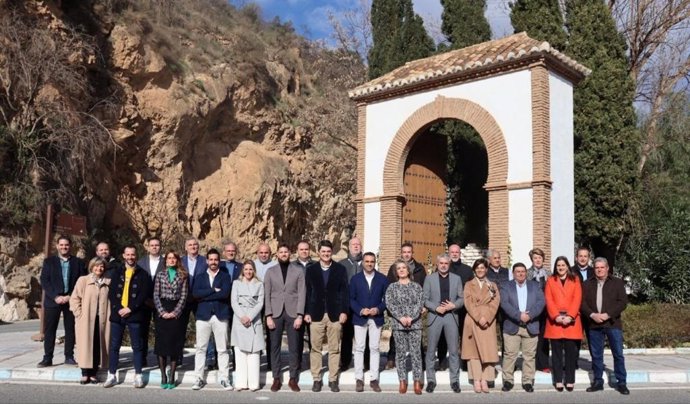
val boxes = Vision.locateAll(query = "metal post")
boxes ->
[31,204,53,342]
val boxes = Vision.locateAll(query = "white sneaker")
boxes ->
[103,374,117,388]
[133,374,144,388]
[192,378,206,390]
[220,379,234,391]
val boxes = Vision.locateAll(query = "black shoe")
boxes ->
[312,380,322,392]
[502,381,514,392]
[586,384,604,392]
[425,381,436,393]
[487,380,495,389]
[64,357,77,366]
[328,381,339,393]
[37,359,53,368]
[523,383,534,393]
[617,384,630,395]
[451,382,461,393]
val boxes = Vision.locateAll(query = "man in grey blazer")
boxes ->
[264,243,306,392]
[499,262,545,393]
[423,253,464,393]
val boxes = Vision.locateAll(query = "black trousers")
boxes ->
[140,307,152,363]
[269,314,304,380]
[44,303,75,360]
[551,338,578,385]
[535,312,550,370]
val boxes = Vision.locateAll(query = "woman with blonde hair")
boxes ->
[231,259,265,391]
[462,258,501,393]
[70,257,111,384]
[153,250,188,389]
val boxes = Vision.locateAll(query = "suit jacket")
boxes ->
[572,265,595,285]
[450,260,474,286]
[581,276,628,330]
[182,255,207,291]
[137,255,165,281]
[108,264,151,323]
[487,266,510,286]
[305,261,349,322]
[41,255,87,309]
[339,255,362,282]
[264,261,306,319]
[423,271,464,327]
[192,269,232,321]
[349,270,388,326]
[499,279,545,336]
[220,259,241,281]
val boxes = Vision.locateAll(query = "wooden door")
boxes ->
[402,132,447,269]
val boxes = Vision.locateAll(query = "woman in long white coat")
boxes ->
[231,259,265,391]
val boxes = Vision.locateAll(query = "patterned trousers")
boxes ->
[393,329,423,382]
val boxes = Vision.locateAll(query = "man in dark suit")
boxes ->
[499,263,545,393]
[442,243,473,372]
[265,243,306,392]
[486,248,510,367]
[38,235,87,367]
[95,242,119,279]
[581,257,630,395]
[137,237,165,367]
[423,254,464,394]
[219,241,241,371]
[572,246,594,357]
[349,251,388,393]
[304,240,349,393]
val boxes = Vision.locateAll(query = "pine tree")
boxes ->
[510,0,567,51]
[566,0,640,262]
[368,0,434,79]
[441,0,491,49]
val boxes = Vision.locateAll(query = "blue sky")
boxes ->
[233,0,514,43]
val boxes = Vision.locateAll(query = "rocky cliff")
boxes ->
[0,0,363,320]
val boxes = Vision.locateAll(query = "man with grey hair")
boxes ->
[581,257,629,395]
[423,253,464,393]
[486,249,510,285]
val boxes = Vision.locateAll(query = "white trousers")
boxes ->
[234,347,261,390]
[195,316,229,381]
[354,319,382,381]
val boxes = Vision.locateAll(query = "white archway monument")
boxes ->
[349,33,590,270]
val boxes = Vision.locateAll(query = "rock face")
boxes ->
[1,1,361,319]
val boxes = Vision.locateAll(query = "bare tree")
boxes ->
[609,0,690,173]
[327,0,372,61]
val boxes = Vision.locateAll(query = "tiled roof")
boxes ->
[349,32,590,100]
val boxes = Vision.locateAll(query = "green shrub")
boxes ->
[622,304,690,348]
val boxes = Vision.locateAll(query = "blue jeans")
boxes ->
[589,327,626,386]
[109,318,144,374]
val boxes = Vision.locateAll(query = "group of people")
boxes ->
[39,234,630,395]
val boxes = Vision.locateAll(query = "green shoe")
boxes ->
[167,383,176,389]
[161,383,167,389]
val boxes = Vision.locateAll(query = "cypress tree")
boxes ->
[368,0,434,79]
[441,0,491,49]
[437,0,492,246]
[566,0,640,262]
[510,0,567,51]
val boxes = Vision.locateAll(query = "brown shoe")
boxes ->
[355,379,364,392]
[370,379,382,393]
[288,378,300,392]
[385,359,395,370]
[414,380,423,395]
[270,378,282,392]
[399,380,408,394]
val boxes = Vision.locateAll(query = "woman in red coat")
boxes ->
[544,256,582,392]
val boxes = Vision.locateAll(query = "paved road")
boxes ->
[0,381,689,403]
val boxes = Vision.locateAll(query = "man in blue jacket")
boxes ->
[499,262,545,393]
[38,235,87,368]
[191,249,232,391]
[349,252,388,392]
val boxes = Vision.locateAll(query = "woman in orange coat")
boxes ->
[544,256,582,392]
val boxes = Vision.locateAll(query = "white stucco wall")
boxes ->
[549,72,575,260]
[509,188,534,266]
[364,69,534,198]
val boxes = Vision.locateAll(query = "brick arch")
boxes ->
[378,96,509,269]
